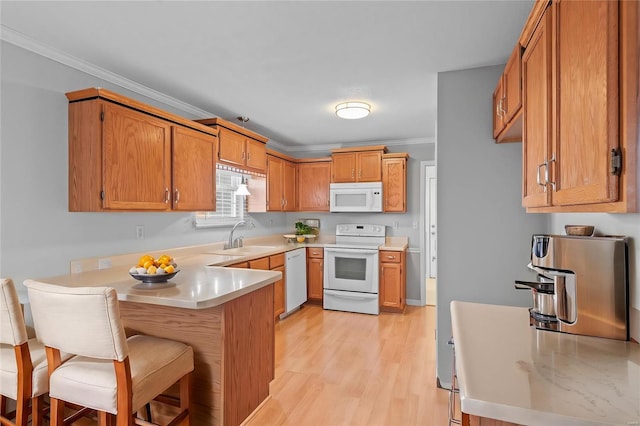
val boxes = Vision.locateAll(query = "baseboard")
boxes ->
[406,298,422,306]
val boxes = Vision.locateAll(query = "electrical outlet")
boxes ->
[98,258,112,270]
[71,261,83,274]
[393,220,399,230]
[136,225,144,240]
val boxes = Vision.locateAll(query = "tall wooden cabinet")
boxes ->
[520,0,637,212]
[379,250,406,313]
[67,88,218,212]
[382,153,408,213]
[297,160,331,211]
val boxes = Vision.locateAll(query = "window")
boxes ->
[194,167,250,228]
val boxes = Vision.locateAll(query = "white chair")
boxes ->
[0,278,48,426]
[25,280,194,426]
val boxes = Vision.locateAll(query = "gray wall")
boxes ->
[435,65,548,387]
[0,42,289,293]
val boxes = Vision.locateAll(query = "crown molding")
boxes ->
[284,136,435,154]
[1,25,214,119]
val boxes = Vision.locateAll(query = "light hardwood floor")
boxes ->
[245,304,450,426]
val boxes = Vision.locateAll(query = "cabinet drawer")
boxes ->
[249,256,270,270]
[270,253,285,268]
[307,247,324,259]
[380,251,401,263]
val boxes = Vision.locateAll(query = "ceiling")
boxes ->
[1,1,533,151]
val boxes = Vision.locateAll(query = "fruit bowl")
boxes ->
[129,270,179,284]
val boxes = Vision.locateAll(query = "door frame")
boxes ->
[419,161,437,306]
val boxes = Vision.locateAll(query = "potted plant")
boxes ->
[295,222,313,242]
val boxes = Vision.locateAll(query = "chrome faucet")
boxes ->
[225,220,254,249]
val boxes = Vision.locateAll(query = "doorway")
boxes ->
[419,162,437,306]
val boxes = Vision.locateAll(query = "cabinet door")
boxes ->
[273,265,285,319]
[249,256,270,270]
[246,138,266,172]
[357,151,382,182]
[297,162,331,211]
[283,160,297,211]
[267,156,284,211]
[522,7,552,208]
[382,158,406,212]
[503,45,522,124]
[492,77,505,139]
[332,153,356,182]
[171,126,216,211]
[218,127,246,167]
[553,0,619,206]
[102,102,171,210]
[307,257,324,302]
[380,262,402,311]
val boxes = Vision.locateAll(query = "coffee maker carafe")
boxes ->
[515,234,628,340]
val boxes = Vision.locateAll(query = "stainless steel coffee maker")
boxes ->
[515,234,629,340]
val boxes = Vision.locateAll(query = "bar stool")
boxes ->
[25,280,194,426]
[0,278,48,426]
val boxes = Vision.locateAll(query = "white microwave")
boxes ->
[329,182,383,212]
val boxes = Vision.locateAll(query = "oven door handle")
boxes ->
[324,247,379,255]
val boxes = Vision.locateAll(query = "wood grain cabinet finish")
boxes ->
[331,147,384,182]
[306,247,324,303]
[462,413,521,426]
[297,161,331,211]
[196,118,268,174]
[67,88,218,212]
[267,155,297,211]
[520,0,638,212]
[379,250,406,313]
[382,154,408,213]
[270,253,286,319]
[493,44,523,143]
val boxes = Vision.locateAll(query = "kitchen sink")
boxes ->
[207,246,278,256]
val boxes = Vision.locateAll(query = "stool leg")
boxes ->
[31,395,44,426]
[179,372,192,426]
[49,397,65,426]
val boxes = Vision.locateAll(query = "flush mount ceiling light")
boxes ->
[335,101,371,120]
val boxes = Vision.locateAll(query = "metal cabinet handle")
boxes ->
[386,255,396,259]
[174,188,180,204]
[164,188,170,203]
[242,151,246,160]
[500,96,507,116]
[247,152,251,161]
[351,169,355,179]
[536,161,548,192]
[358,169,362,178]
[546,154,556,191]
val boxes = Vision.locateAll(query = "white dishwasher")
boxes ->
[284,248,307,316]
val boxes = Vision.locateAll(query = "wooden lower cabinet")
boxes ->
[228,261,249,268]
[270,253,286,319]
[379,250,406,313]
[306,247,324,303]
[463,413,521,426]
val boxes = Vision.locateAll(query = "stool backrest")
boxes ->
[0,278,28,346]
[25,280,129,361]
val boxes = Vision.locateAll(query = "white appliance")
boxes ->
[323,223,386,315]
[329,182,383,212]
[284,248,307,316]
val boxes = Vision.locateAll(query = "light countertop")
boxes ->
[450,301,640,426]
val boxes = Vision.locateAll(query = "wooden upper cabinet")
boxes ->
[522,4,552,208]
[196,117,268,173]
[102,102,172,211]
[552,0,619,206]
[171,126,216,211]
[331,146,385,182]
[520,0,634,212]
[297,161,331,211]
[267,155,284,211]
[382,154,408,213]
[283,160,297,211]
[493,45,523,143]
[67,88,218,212]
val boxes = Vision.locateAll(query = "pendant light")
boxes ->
[236,176,251,196]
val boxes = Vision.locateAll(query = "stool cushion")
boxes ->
[0,339,49,399]
[49,334,193,414]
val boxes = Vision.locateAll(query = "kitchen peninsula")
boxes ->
[38,252,283,426]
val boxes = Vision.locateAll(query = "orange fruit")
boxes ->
[164,265,175,274]
[138,254,154,267]
[146,265,157,274]
[143,260,154,270]
[158,254,171,265]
